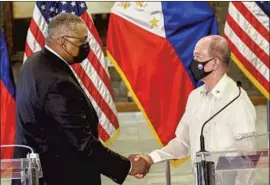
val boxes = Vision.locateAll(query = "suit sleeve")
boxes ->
[44,79,130,184]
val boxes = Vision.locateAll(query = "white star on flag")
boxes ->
[41,5,46,10]
[80,3,85,8]
[71,2,76,7]
[49,7,55,12]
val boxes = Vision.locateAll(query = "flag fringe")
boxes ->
[231,53,269,100]
[103,128,120,147]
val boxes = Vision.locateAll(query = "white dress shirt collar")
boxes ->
[45,45,69,66]
[200,74,228,99]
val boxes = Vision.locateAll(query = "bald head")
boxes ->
[196,35,231,66]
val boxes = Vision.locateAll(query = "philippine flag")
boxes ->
[107,2,218,164]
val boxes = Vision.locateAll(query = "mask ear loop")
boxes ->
[64,37,90,60]
[62,37,80,47]
[47,35,72,57]
[204,57,217,72]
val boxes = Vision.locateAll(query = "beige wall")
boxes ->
[13,2,114,18]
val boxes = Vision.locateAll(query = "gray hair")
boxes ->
[208,35,231,66]
[47,13,85,39]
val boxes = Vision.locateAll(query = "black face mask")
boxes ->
[189,58,214,81]
[72,42,90,63]
[63,38,90,63]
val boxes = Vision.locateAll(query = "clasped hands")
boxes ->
[128,154,153,179]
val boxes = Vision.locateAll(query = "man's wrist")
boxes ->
[148,152,158,164]
[146,155,154,165]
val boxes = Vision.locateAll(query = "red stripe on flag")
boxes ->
[71,64,119,130]
[29,19,45,47]
[25,42,33,58]
[232,2,270,42]
[81,12,103,48]
[226,15,269,68]
[0,81,16,159]
[224,34,269,92]
[81,12,115,100]
[87,51,115,99]
[98,124,110,142]
[107,14,194,145]
[81,12,115,98]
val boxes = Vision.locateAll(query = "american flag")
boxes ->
[24,1,119,143]
[224,2,269,99]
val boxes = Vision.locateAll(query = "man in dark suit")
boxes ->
[14,13,149,185]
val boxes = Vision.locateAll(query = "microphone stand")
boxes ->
[195,81,242,185]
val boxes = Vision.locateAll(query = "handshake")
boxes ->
[128,154,153,179]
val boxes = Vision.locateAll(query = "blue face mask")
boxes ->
[189,58,214,81]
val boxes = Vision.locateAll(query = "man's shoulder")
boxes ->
[24,50,44,64]
[19,50,59,86]
[22,50,46,72]
[225,76,255,112]
[225,76,249,99]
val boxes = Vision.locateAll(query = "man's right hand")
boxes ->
[134,154,153,165]
[128,154,153,179]
[128,154,151,178]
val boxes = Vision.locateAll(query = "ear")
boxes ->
[213,58,221,70]
[60,37,66,49]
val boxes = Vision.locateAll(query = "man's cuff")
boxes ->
[148,151,160,164]
[129,160,132,173]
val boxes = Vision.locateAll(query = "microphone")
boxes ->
[199,81,242,152]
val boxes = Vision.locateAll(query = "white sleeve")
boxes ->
[148,91,196,164]
[149,111,190,164]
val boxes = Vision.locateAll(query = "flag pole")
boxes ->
[165,161,171,185]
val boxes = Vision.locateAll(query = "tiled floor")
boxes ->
[101,105,269,185]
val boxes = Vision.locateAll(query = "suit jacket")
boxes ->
[14,48,130,185]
